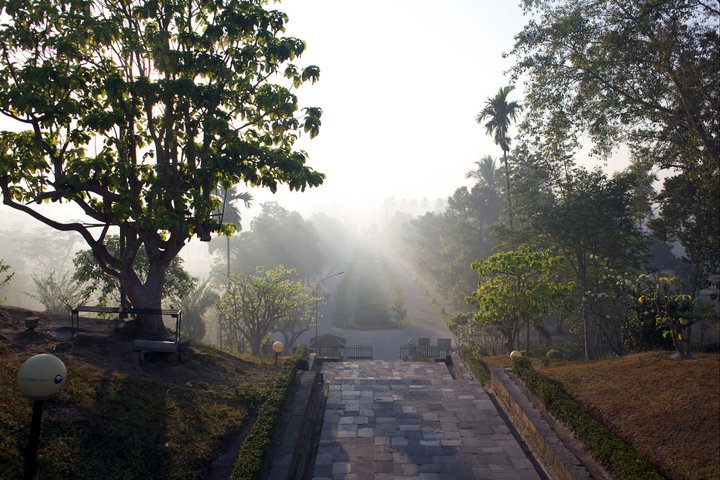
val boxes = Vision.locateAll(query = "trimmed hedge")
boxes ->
[511,356,665,480]
[459,346,491,383]
[230,347,305,480]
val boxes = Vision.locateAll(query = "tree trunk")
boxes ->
[502,150,514,231]
[577,250,592,360]
[250,333,262,355]
[123,263,169,340]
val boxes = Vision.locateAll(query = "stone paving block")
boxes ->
[317,361,542,480]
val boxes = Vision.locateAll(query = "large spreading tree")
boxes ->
[511,0,719,294]
[0,0,324,338]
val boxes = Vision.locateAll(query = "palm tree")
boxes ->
[465,155,502,190]
[475,86,523,230]
[171,278,220,342]
[216,185,253,276]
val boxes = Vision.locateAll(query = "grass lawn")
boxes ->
[537,352,719,480]
[470,350,719,479]
[0,306,281,480]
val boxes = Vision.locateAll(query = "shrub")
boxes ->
[553,341,586,361]
[459,346,491,383]
[230,347,305,480]
[0,260,13,303]
[546,348,564,360]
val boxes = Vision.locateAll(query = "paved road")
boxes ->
[299,253,455,360]
[313,361,543,480]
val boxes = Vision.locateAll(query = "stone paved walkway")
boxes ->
[313,361,543,480]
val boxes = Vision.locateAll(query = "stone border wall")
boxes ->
[489,368,592,480]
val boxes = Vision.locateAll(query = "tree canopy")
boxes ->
[218,266,316,355]
[211,201,323,279]
[466,244,574,353]
[0,0,324,337]
[511,0,719,290]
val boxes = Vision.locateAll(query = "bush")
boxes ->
[230,347,305,480]
[546,348,564,360]
[0,260,14,303]
[512,357,663,480]
[552,341,586,361]
[458,346,491,383]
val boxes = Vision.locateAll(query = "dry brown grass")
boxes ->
[0,305,282,479]
[541,352,720,480]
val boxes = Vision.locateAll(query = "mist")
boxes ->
[0,192,445,311]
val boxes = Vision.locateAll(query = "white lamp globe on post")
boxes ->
[17,354,67,480]
[272,341,285,366]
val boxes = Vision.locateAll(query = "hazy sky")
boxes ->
[248,0,530,217]
[0,0,530,232]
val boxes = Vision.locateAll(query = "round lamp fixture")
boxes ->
[17,354,67,401]
[272,341,285,365]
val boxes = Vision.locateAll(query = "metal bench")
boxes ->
[71,305,122,334]
[133,339,180,363]
[126,308,182,363]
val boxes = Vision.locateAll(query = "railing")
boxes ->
[71,306,182,342]
[314,345,373,360]
[343,345,373,359]
[400,345,450,360]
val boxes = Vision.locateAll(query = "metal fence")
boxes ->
[399,345,450,360]
[314,345,373,360]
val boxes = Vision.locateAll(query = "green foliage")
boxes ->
[448,312,506,356]
[211,202,324,279]
[467,244,575,352]
[219,266,317,354]
[170,278,219,342]
[476,86,523,230]
[403,181,504,305]
[333,256,396,329]
[648,172,719,293]
[545,348,563,360]
[230,350,303,480]
[512,357,664,480]
[476,86,524,153]
[458,346,492,384]
[391,289,408,324]
[0,0,324,335]
[510,165,650,358]
[0,260,13,303]
[29,269,90,315]
[73,235,196,304]
[512,0,719,293]
[638,276,694,356]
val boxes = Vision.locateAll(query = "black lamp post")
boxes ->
[16,354,67,480]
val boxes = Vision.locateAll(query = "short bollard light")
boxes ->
[272,341,285,366]
[510,350,523,358]
[17,354,67,480]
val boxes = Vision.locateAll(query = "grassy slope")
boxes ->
[469,352,719,479]
[0,307,280,480]
[541,352,719,480]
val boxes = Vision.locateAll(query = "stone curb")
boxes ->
[489,368,593,480]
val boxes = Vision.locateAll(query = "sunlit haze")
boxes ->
[246,0,529,219]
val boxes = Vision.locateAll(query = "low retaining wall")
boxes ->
[489,368,592,480]
[266,370,326,480]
